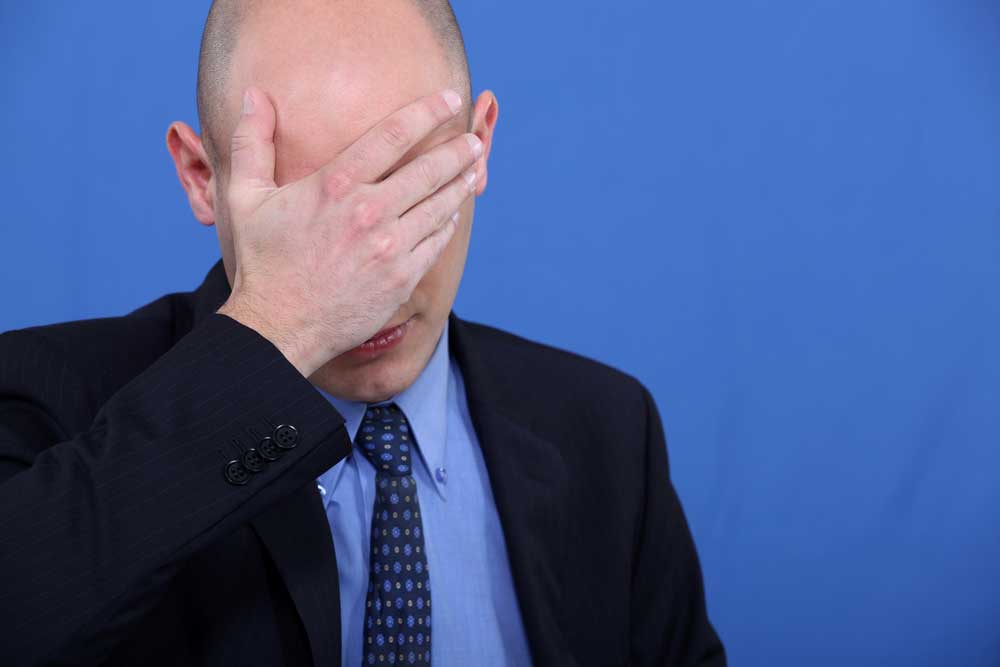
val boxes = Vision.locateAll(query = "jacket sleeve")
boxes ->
[0,312,352,666]
[629,382,727,666]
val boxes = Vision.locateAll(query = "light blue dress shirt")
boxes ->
[315,322,533,666]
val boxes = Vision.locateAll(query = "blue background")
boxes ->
[2,2,999,664]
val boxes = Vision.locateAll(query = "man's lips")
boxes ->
[346,316,416,359]
[364,317,411,344]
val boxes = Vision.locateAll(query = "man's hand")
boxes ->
[216,86,481,376]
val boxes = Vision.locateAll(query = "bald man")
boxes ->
[0,1,725,666]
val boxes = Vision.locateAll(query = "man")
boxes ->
[0,1,725,665]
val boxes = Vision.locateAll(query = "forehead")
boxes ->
[226,0,461,184]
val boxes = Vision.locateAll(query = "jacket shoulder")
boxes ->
[457,318,649,411]
[0,289,198,433]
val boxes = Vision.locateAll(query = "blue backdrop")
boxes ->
[2,2,998,665]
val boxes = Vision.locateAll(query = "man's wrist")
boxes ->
[216,297,318,377]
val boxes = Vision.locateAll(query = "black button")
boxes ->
[224,460,250,485]
[242,448,265,473]
[257,436,283,461]
[273,424,299,449]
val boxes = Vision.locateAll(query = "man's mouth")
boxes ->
[350,316,414,357]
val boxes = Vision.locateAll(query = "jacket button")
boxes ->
[273,424,299,449]
[257,436,283,461]
[242,448,265,473]
[224,460,250,485]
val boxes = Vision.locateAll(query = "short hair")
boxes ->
[196,0,473,170]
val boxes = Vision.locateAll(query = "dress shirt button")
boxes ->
[257,436,283,461]
[224,459,250,485]
[435,467,447,484]
[273,424,299,449]
[241,448,265,473]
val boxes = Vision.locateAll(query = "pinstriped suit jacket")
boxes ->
[0,258,725,666]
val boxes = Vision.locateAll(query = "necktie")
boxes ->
[355,402,432,666]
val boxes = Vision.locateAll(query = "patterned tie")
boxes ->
[355,402,432,666]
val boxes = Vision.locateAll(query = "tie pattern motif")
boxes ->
[356,403,432,665]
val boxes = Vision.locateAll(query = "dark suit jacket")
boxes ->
[0,259,725,666]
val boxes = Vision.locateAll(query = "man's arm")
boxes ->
[0,83,480,666]
[629,382,727,666]
[0,313,351,666]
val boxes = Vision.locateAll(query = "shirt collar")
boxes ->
[316,321,451,498]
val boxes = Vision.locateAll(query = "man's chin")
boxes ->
[311,313,445,403]
[310,350,413,404]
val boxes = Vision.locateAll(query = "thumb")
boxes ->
[228,86,277,208]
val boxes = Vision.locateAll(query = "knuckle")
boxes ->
[417,202,441,229]
[373,232,398,260]
[321,169,354,202]
[414,155,438,190]
[350,197,384,229]
[379,118,411,149]
[229,129,253,155]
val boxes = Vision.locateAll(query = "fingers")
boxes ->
[407,200,462,281]
[318,88,464,190]
[228,86,278,211]
[400,158,478,253]
[380,132,483,217]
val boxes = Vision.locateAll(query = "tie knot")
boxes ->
[354,402,414,477]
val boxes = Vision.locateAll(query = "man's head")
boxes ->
[196,0,475,173]
[166,0,498,402]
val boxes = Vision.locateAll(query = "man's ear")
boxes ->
[166,121,217,226]
[469,90,499,197]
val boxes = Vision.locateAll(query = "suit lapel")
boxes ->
[448,313,578,666]
[251,487,343,667]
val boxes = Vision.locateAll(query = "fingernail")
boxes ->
[242,89,254,115]
[442,89,462,115]
[466,134,483,158]
[451,211,460,223]
[463,167,478,188]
